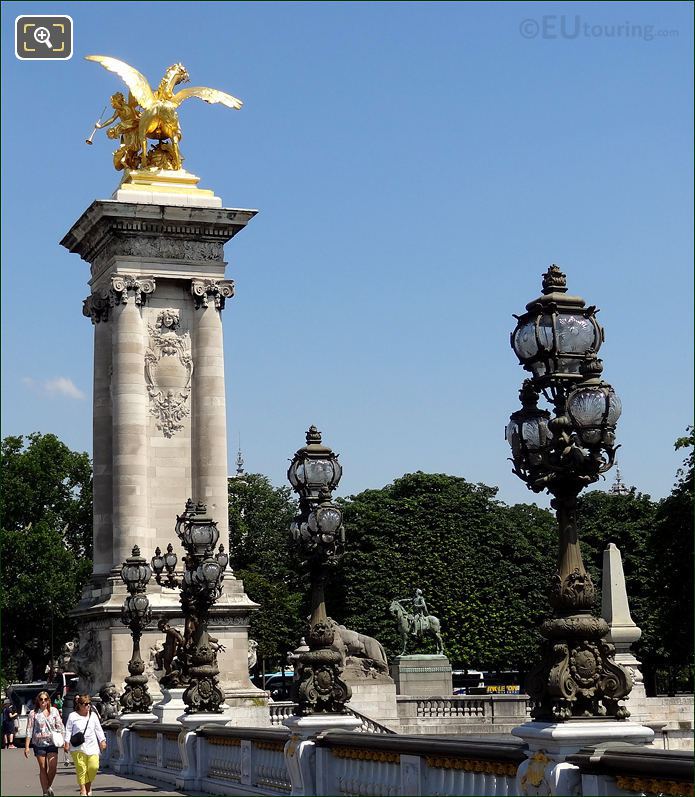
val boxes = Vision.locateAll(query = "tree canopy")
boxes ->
[228,474,305,668]
[0,433,93,684]
[1,433,93,556]
[328,472,557,670]
[646,428,694,691]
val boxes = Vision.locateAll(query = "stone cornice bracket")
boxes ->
[83,293,109,324]
[109,275,156,307]
[191,279,235,310]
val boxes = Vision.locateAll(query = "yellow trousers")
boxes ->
[71,751,99,785]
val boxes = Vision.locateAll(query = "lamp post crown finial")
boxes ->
[132,545,140,557]
[306,425,322,445]
[542,264,568,295]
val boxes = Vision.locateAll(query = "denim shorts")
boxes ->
[34,744,59,757]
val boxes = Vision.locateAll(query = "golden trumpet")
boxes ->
[85,106,107,145]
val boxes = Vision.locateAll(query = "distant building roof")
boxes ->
[608,466,631,496]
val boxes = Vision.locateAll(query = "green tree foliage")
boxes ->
[0,432,93,683]
[0,523,91,683]
[1,433,93,556]
[647,427,694,691]
[228,474,305,667]
[575,488,658,669]
[327,473,557,670]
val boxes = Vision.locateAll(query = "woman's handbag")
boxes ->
[69,709,91,747]
[49,708,64,747]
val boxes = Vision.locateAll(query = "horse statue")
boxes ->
[85,56,243,171]
[389,599,445,656]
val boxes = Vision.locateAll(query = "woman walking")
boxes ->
[2,700,18,748]
[23,690,65,797]
[64,694,107,796]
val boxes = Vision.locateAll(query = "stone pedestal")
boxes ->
[513,720,654,795]
[152,688,186,724]
[342,663,398,728]
[113,713,157,776]
[61,181,268,719]
[390,654,453,696]
[284,714,362,796]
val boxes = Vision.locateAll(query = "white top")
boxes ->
[65,710,106,756]
[27,707,64,748]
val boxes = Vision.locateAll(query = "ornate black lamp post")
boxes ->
[120,546,154,714]
[150,499,229,714]
[287,426,349,715]
[507,265,632,721]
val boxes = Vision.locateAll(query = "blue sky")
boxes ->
[2,1,692,507]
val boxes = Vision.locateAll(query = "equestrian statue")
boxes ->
[389,589,445,656]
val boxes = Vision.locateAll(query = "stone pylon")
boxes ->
[61,173,268,724]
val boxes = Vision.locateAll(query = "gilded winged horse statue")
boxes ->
[85,56,243,171]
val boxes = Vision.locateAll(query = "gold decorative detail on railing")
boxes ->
[207,736,242,747]
[332,746,400,764]
[135,730,157,739]
[163,731,180,741]
[616,776,694,796]
[425,755,517,777]
[254,740,286,752]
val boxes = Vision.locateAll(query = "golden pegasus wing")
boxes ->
[85,55,155,109]
[172,86,244,110]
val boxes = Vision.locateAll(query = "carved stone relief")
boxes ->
[191,278,235,310]
[145,309,193,438]
[109,274,156,306]
[83,293,109,324]
[91,235,225,275]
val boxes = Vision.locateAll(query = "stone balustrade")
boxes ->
[314,732,526,796]
[100,718,694,796]
[396,694,529,735]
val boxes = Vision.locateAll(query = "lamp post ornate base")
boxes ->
[526,616,632,721]
[293,620,351,716]
[525,493,632,722]
[120,648,153,715]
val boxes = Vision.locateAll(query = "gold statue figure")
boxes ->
[85,55,243,172]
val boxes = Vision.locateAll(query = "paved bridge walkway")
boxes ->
[0,748,194,796]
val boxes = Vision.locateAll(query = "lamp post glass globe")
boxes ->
[511,264,604,382]
[287,426,342,499]
[164,543,178,572]
[151,547,165,575]
[121,546,151,592]
[567,383,622,446]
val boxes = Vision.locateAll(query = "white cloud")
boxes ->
[23,376,86,400]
